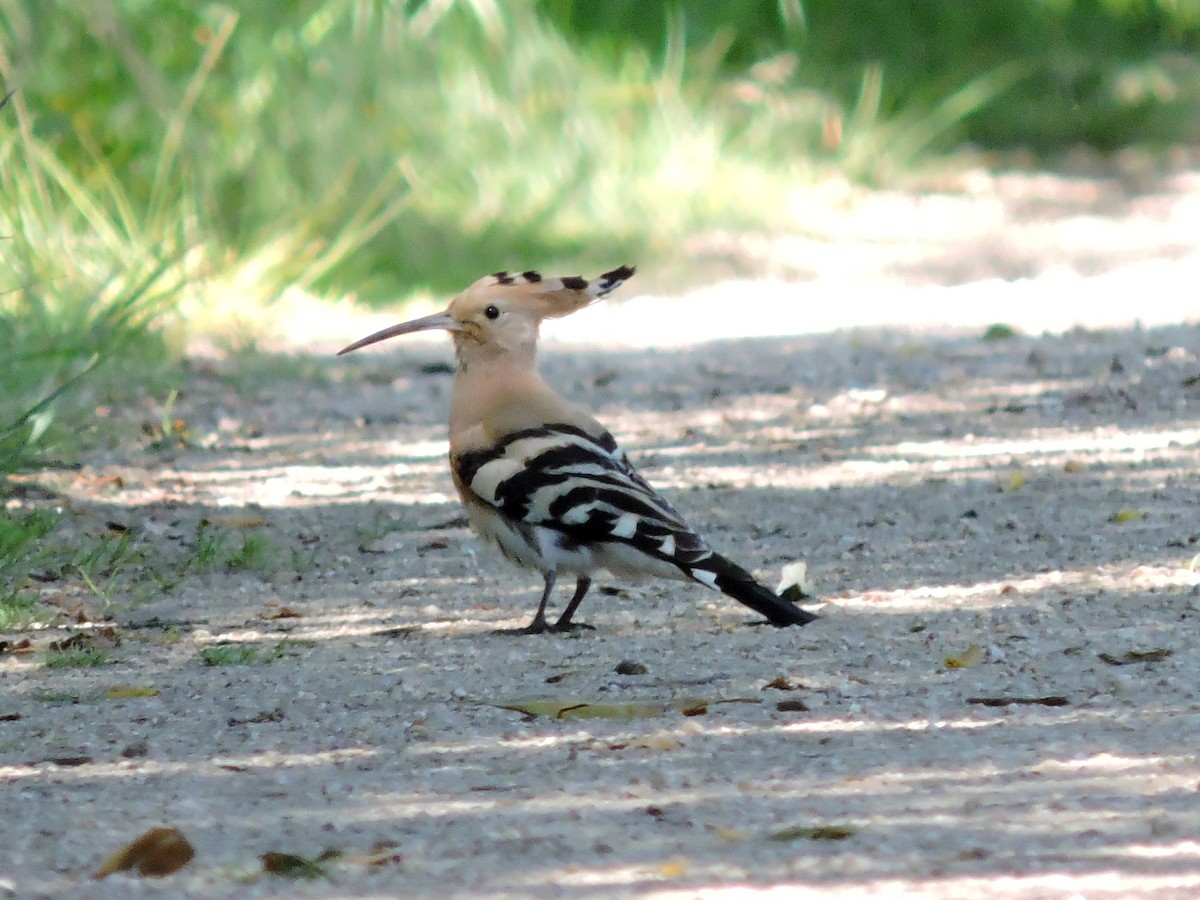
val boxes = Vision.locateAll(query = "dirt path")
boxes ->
[2,170,1200,897]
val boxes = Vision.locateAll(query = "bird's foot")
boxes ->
[492,619,595,636]
[548,620,594,634]
[493,620,550,636]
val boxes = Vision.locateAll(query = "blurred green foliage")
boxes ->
[5,1,1198,297]
[547,0,1200,151]
[1,0,1198,478]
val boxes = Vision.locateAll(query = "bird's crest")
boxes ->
[337,265,635,356]
[457,265,635,320]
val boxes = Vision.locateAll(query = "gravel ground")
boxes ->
[2,169,1200,898]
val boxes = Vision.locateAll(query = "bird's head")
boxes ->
[337,266,635,364]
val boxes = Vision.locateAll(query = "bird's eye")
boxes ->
[484,304,500,320]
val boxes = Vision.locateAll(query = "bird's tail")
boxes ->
[709,554,818,627]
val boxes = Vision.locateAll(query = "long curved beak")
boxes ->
[336,311,461,355]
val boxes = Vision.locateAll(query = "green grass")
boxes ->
[44,646,110,668]
[0,106,181,474]
[199,640,307,667]
[179,523,278,576]
[190,522,228,572]
[225,533,274,573]
[0,508,56,572]
[199,644,260,667]
[0,511,281,630]
[0,509,57,624]
[0,590,39,630]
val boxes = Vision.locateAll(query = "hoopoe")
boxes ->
[338,266,817,633]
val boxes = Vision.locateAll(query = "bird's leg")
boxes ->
[495,571,556,635]
[550,577,594,633]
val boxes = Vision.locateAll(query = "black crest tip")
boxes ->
[600,265,636,284]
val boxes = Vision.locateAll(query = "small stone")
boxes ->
[776,699,810,713]
[1149,817,1177,837]
[121,739,150,759]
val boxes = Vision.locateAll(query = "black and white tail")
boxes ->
[705,555,818,627]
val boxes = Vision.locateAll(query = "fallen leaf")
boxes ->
[94,827,195,879]
[0,638,33,655]
[36,692,80,704]
[710,826,752,841]
[498,699,706,721]
[763,675,803,691]
[201,514,265,529]
[49,631,122,653]
[1110,508,1144,523]
[768,825,855,842]
[775,699,810,713]
[1062,459,1084,474]
[544,671,571,684]
[105,685,159,700]
[998,469,1027,492]
[1098,648,1172,666]
[657,860,686,877]
[967,696,1069,707]
[265,606,303,620]
[1123,648,1172,662]
[945,643,986,668]
[262,849,341,879]
[46,755,92,767]
[228,706,285,726]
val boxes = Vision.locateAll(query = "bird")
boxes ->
[338,266,817,633]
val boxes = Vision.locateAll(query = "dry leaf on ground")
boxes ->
[93,827,195,879]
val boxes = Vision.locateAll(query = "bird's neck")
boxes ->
[449,352,555,445]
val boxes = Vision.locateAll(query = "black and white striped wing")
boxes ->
[454,424,716,574]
